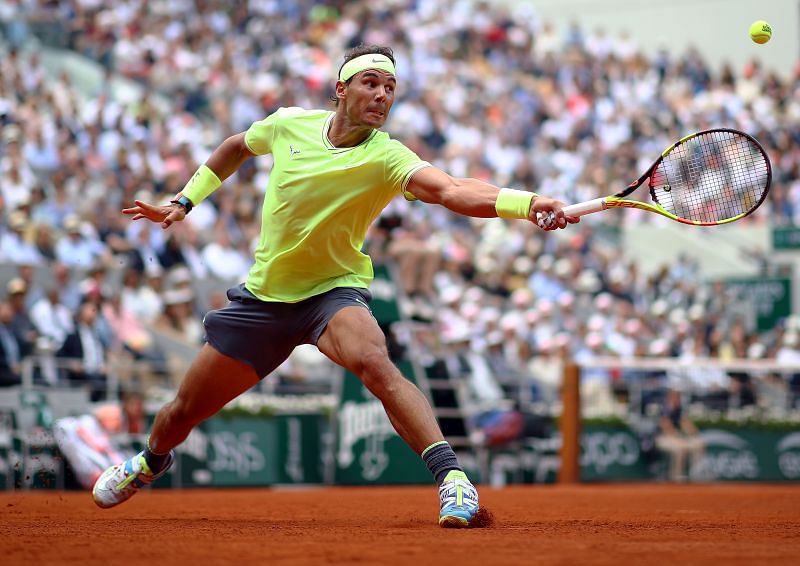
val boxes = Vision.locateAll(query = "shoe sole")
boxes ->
[439,515,470,528]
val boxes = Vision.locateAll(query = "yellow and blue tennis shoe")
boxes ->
[438,470,480,528]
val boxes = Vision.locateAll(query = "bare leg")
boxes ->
[672,442,688,482]
[149,344,261,453]
[316,306,442,454]
[688,437,706,480]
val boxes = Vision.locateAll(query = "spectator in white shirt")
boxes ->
[30,288,75,350]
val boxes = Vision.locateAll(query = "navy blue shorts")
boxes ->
[203,284,372,378]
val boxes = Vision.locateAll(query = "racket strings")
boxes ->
[651,131,769,223]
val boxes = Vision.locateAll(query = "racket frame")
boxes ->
[560,128,772,226]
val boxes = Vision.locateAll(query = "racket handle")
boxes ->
[536,197,607,229]
[562,198,607,217]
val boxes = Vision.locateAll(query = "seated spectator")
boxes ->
[154,288,204,346]
[6,277,38,358]
[30,287,74,351]
[56,214,110,268]
[0,301,22,386]
[120,267,162,324]
[0,211,44,265]
[157,226,209,279]
[655,388,705,482]
[33,221,57,261]
[201,223,251,281]
[52,262,82,314]
[16,262,45,310]
[58,301,108,401]
[102,294,168,378]
[30,177,76,231]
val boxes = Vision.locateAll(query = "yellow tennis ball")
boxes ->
[749,20,772,44]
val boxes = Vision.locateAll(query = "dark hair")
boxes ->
[330,44,395,107]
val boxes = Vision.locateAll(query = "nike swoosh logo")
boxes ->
[371,58,384,63]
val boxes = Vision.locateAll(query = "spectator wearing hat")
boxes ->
[5,277,37,359]
[16,263,46,311]
[56,215,109,268]
[154,288,203,346]
[0,211,44,265]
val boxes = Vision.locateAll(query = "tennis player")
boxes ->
[92,45,578,527]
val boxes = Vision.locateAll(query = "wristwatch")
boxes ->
[169,195,194,214]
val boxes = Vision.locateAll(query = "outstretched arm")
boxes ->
[405,166,579,230]
[122,133,255,229]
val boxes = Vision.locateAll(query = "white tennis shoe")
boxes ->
[92,450,174,509]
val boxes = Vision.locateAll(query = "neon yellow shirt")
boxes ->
[243,107,430,302]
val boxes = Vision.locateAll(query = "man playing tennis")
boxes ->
[92,44,577,528]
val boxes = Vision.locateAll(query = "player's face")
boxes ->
[342,69,396,128]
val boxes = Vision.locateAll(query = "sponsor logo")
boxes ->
[289,145,301,158]
[208,431,266,479]
[337,397,395,480]
[580,431,640,474]
[777,432,800,479]
[700,429,759,479]
[284,417,305,483]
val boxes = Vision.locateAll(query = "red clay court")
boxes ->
[2,484,799,565]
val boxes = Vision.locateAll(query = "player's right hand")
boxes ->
[528,196,580,230]
[122,200,186,229]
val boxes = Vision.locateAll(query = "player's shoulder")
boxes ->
[369,130,406,149]
[272,106,330,122]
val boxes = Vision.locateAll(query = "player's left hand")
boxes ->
[122,200,187,229]
[528,196,580,230]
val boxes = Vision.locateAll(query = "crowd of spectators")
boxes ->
[1,1,799,414]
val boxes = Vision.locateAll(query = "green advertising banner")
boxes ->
[335,361,431,485]
[699,428,800,481]
[169,413,329,488]
[724,277,792,332]
[521,425,650,484]
[772,227,800,250]
[275,413,328,484]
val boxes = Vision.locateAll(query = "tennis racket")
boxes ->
[538,128,771,228]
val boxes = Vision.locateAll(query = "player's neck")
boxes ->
[328,112,373,148]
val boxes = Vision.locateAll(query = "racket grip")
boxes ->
[562,198,607,218]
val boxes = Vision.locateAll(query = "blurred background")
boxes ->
[0,0,799,491]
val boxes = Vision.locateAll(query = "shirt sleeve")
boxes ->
[383,139,431,200]
[244,110,282,156]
